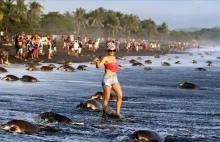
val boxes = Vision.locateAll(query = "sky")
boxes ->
[33,0,220,30]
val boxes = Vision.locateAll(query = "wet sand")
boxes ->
[0,42,188,64]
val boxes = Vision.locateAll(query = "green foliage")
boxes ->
[8,18,31,34]
[27,0,43,24]
[15,0,27,20]
[40,12,75,34]
[1,0,19,32]
[0,21,3,31]
[73,7,87,34]
[123,14,140,38]
[141,19,158,40]
[0,2,219,43]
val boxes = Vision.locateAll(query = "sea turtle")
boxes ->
[20,75,39,82]
[178,82,199,89]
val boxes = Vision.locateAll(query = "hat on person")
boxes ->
[107,42,116,50]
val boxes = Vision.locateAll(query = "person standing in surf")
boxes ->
[93,44,123,119]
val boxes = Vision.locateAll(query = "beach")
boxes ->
[1,0,220,141]
[0,44,219,141]
[0,41,188,65]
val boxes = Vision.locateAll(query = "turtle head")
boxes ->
[32,78,39,82]
[178,83,183,87]
[0,124,11,131]
[1,77,8,81]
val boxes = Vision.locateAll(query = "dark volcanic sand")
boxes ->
[0,42,188,64]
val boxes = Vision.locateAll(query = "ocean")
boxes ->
[0,46,219,142]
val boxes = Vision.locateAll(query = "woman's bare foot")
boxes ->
[116,113,123,119]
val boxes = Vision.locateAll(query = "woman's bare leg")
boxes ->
[103,87,111,109]
[112,83,123,118]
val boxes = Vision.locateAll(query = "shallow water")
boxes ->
[0,46,220,142]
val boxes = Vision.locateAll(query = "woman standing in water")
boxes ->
[94,44,123,119]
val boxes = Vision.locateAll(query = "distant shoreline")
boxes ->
[1,42,191,65]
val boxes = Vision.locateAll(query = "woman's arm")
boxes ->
[94,56,107,69]
[118,65,124,70]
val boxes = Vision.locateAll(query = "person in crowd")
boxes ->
[134,40,139,51]
[22,37,27,59]
[52,39,57,54]
[126,41,131,52]
[68,41,74,56]
[33,37,39,59]
[88,38,93,51]
[161,44,165,54]
[169,44,173,52]
[74,40,79,57]
[17,37,23,59]
[47,38,52,59]
[78,40,83,54]
[93,44,123,119]
[63,39,66,50]
[123,40,127,49]
[0,31,3,41]
[174,44,177,52]
[27,39,34,59]
[0,49,9,65]
[39,36,44,55]
[14,34,19,58]
[115,39,120,51]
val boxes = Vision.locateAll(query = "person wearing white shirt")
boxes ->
[0,31,3,41]
[74,40,79,57]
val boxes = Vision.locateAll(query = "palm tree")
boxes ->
[141,19,158,40]
[15,0,28,19]
[0,0,3,21]
[27,1,43,24]
[158,22,169,41]
[64,11,73,19]
[123,14,140,38]
[88,8,105,28]
[0,0,19,32]
[115,11,124,35]
[73,7,87,34]
[88,7,106,36]
[105,10,120,38]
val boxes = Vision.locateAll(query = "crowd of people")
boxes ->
[13,34,57,60]
[105,38,195,54]
[63,39,83,57]
[0,33,201,66]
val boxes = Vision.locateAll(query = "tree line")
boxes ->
[0,0,219,43]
